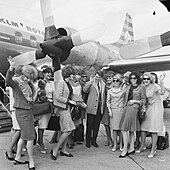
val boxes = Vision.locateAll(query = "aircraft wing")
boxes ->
[106,54,170,73]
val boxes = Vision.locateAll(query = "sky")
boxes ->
[1,0,170,87]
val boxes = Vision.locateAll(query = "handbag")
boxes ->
[138,105,146,122]
[71,106,81,121]
[33,101,52,116]
[157,132,169,150]
[163,99,170,108]
[47,114,60,131]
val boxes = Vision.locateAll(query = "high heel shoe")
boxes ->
[50,149,57,160]
[119,152,128,158]
[135,146,146,153]
[5,152,14,161]
[28,162,35,170]
[147,151,156,158]
[13,159,29,165]
[60,151,73,157]
[128,150,135,155]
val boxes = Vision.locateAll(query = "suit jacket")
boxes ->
[54,79,70,109]
[83,79,105,115]
[124,84,146,109]
[6,69,31,110]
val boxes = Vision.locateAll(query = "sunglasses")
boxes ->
[113,79,119,82]
[130,77,136,80]
[143,78,150,80]
[81,75,87,78]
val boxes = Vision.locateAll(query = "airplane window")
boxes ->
[15,31,23,43]
[30,36,37,47]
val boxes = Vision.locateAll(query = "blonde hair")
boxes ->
[114,73,123,84]
[22,65,38,80]
[142,72,154,83]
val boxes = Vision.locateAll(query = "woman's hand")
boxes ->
[160,73,166,83]
[109,112,113,118]
[7,56,15,67]
[69,100,77,106]
[128,100,136,105]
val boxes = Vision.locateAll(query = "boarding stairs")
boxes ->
[0,72,12,133]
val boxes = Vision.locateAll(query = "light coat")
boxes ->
[54,79,70,108]
[83,79,105,115]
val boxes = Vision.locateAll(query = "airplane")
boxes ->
[1,0,170,80]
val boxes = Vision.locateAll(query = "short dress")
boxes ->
[141,84,164,133]
[120,85,145,132]
[107,87,125,130]
[55,79,75,133]
[58,105,75,132]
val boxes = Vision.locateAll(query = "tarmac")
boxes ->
[0,109,170,170]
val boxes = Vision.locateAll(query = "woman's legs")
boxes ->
[8,130,20,157]
[149,132,158,155]
[129,131,135,152]
[112,130,117,150]
[15,138,25,161]
[38,128,46,152]
[53,131,71,156]
[121,131,128,155]
[137,131,147,151]
[104,125,113,146]
[118,131,123,150]
[27,140,34,168]
[135,131,141,149]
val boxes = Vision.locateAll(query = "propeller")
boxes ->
[12,50,46,68]
[40,0,105,66]
[120,30,170,59]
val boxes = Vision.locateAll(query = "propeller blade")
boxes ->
[71,23,105,46]
[40,0,54,27]
[120,35,162,59]
[12,50,46,67]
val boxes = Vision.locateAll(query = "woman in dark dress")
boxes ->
[6,56,38,170]
[119,72,146,158]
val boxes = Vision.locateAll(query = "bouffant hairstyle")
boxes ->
[114,73,123,84]
[22,65,38,80]
[142,72,154,84]
[74,66,84,76]
[95,70,103,77]
[129,71,142,85]
[61,64,75,78]
[15,65,23,76]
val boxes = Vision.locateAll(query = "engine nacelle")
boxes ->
[57,27,78,36]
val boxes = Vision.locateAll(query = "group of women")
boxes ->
[102,70,165,158]
[5,56,165,169]
[5,60,87,169]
